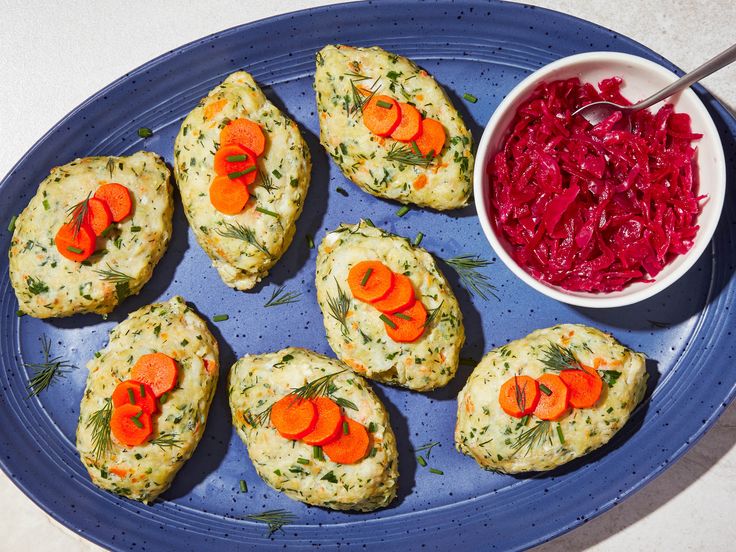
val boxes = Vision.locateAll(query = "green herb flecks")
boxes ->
[413,232,424,246]
[93,263,132,302]
[600,370,622,388]
[87,398,113,461]
[414,441,440,459]
[26,276,49,296]
[423,300,444,329]
[379,313,397,329]
[216,221,272,258]
[245,509,296,537]
[291,370,347,402]
[445,254,499,301]
[463,92,478,103]
[137,127,153,138]
[256,206,279,219]
[513,375,528,413]
[396,205,410,217]
[264,285,301,308]
[321,471,338,483]
[259,171,277,194]
[213,314,229,322]
[333,396,358,411]
[25,334,76,397]
[326,279,351,339]
[306,234,314,249]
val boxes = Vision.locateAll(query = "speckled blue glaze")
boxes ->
[0,1,734,550]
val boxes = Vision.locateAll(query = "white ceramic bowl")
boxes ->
[473,52,726,308]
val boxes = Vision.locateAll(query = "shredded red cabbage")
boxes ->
[488,77,704,293]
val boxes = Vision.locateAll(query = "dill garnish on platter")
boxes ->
[25,334,76,397]
[445,254,499,301]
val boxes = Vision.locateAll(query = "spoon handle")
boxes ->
[636,43,736,110]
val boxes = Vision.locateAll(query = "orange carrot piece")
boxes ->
[533,373,569,420]
[270,396,317,440]
[220,118,266,157]
[209,175,250,215]
[499,375,540,418]
[86,198,113,236]
[110,403,152,447]
[413,118,446,158]
[322,417,370,464]
[203,359,216,374]
[560,367,603,408]
[412,174,428,190]
[213,144,258,185]
[94,183,132,222]
[347,260,394,303]
[108,466,128,478]
[204,98,228,121]
[372,273,416,314]
[130,353,178,398]
[111,380,157,414]
[55,221,96,262]
[390,102,422,142]
[302,397,344,446]
[384,300,427,343]
[362,95,401,137]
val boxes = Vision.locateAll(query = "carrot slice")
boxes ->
[213,144,258,185]
[86,198,113,236]
[347,260,394,303]
[130,353,178,397]
[302,397,344,446]
[533,373,569,420]
[362,95,401,137]
[111,380,157,414]
[322,417,370,464]
[94,183,132,222]
[220,118,266,157]
[372,273,416,314]
[384,300,427,343]
[110,403,152,447]
[499,375,540,418]
[55,221,96,262]
[209,175,250,215]
[390,102,422,142]
[413,118,446,157]
[560,367,603,408]
[270,396,317,440]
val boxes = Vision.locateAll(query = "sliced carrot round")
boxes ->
[499,375,540,418]
[384,300,427,343]
[322,417,370,464]
[363,95,401,137]
[213,144,258,185]
[110,403,152,447]
[390,102,422,142]
[372,273,416,314]
[302,397,344,446]
[347,260,394,303]
[94,183,132,222]
[413,118,446,158]
[130,353,178,397]
[209,175,250,215]
[560,367,603,408]
[55,221,96,262]
[533,373,569,420]
[270,395,317,440]
[87,197,113,236]
[220,118,266,157]
[111,380,157,414]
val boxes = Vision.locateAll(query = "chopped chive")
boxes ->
[343,421,349,435]
[137,127,153,138]
[413,232,424,246]
[43,199,50,210]
[100,224,114,237]
[256,206,279,218]
[607,406,614,413]
[539,384,552,396]
[226,154,248,162]
[274,469,282,476]
[394,312,412,320]
[213,314,229,322]
[376,100,393,109]
[429,468,444,475]
[239,479,248,492]
[228,166,257,179]
[363,218,375,227]
[16,309,25,317]
[368,422,377,433]
[396,205,410,217]
[411,141,421,155]
[139,384,146,398]
[306,234,314,249]
[360,268,373,286]
[160,392,169,404]
[380,313,397,329]
[131,412,143,428]
[336,187,349,197]
[66,246,83,254]
[313,446,324,460]
[130,226,142,232]
[127,388,136,404]
[180,338,189,347]
[556,424,565,444]
[520,414,530,426]
[297,457,310,465]
[463,92,478,103]
[8,215,17,232]
[134,453,142,460]
[272,169,282,179]
[417,455,427,467]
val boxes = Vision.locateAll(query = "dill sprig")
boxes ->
[87,398,113,461]
[291,370,347,401]
[66,192,92,238]
[264,285,302,308]
[385,141,434,167]
[345,73,380,117]
[510,420,552,457]
[259,171,277,194]
[414,441,440,459]
[326,278,351,338]
[25,335,76,397]
[445,254,499,301]
[513,375,528,414]
[423,300,444,329]
[150,433,183,450]
[26,275,48,296]
[245,509,296,537]
[216,221,272,258]
[93,263,132,283]
[540,342,583,372]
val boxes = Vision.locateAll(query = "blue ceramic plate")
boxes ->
[1,2,734,550]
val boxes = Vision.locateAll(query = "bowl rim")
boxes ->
[472,50,727,309]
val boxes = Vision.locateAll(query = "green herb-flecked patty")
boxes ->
[314,44,473,210]
[455,324,647,473]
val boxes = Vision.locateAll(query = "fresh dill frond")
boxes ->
[345,73,380,117]
[87,398,113,461]
[259,171,277,194]
[385,141,434,167]
[216,221,272,258]
[414,441,440,459]
[423,300,444,329]
[540,342,583,372]
[25,334,76,397]
[445,254,499,301]
[510,420,552,457]
[291,370,347,401]
[245,509,296,537]
[326,278,351,338]
[264,285,302,308]
[93,263,132,283]
[149,433,183,450]
[66,192,92,238]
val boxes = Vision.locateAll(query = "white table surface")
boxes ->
[1,1,734,550]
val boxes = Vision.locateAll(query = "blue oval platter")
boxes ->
[1,1,735,550]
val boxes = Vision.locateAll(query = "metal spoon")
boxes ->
[573,43,736,127]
